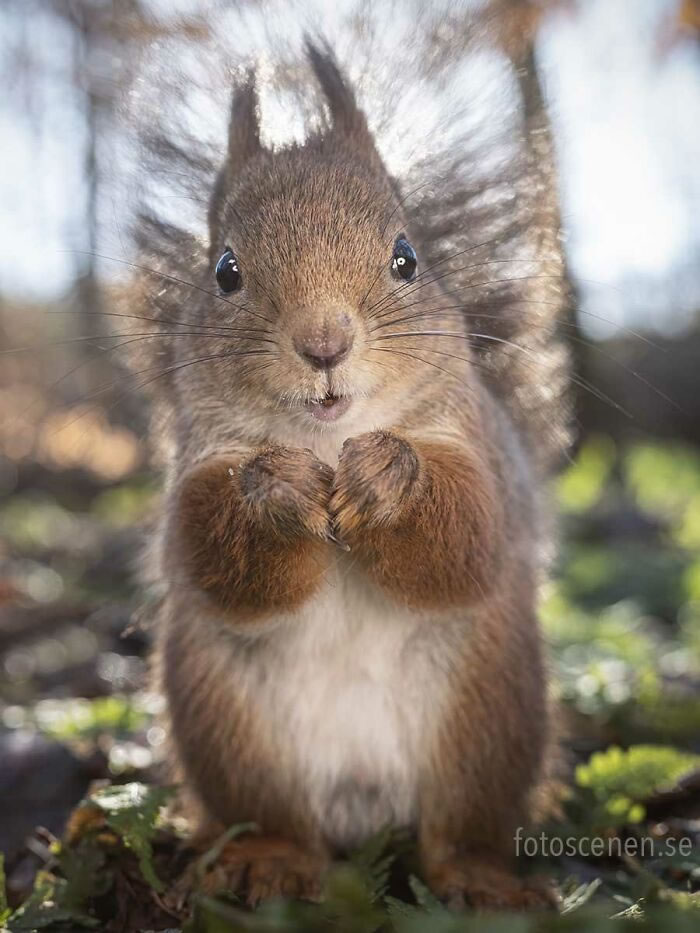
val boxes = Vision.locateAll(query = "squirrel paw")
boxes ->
[196,835,326,906]
[425,858,559,912]
[240,445,334,542]
[330,431,420,537]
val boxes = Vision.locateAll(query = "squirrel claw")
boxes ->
[324,528,351,551]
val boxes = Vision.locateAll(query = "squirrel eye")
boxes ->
[391,237,417,282]
[215,247,241,293]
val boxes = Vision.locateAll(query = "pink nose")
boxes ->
[294,330,352,370]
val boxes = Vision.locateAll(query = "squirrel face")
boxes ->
[211,148,429,426]
[181,49,454,435]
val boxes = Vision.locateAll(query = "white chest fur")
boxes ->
[240,562,455,849]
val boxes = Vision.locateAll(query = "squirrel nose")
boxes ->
[294,331,353,370]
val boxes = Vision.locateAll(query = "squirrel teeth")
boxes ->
[305,393,352,422]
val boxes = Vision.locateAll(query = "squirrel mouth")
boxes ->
[305,392,352,423]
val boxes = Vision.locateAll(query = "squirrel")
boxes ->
[127,41,571,910]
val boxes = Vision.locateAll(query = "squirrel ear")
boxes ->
[306,39,372,144]
[226,72,262,168]
[208,74,261,259]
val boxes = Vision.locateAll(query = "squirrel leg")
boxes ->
[418,785,558,911]
[170,447,334,618]
[157,617,329,882]
[159,631,330,906]
[416,610,557,911]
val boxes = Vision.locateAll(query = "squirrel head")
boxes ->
[166,44,461,437]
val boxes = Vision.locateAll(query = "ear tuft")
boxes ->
[208,72,262,258]
[305,38,370,141]
[227,70,262,168]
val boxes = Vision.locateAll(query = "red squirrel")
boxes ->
[130,42,570,909]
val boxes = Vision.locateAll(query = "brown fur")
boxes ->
[330,427,504,607]
[172,448,333,616]
[199,836,327,906]
[129,43,570,910]
[157,618,329,851]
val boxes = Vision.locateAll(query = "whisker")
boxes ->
[369,269,565,325]
[465,324,676,411]
[367,276,666,354]
[60,249,277,328]
[359,250,398,314]
[367,255,562,322]
[368,342,496,380]
[45,348,275,437]
[375,327,678,415]
[363,234,524,316]
[380,182,431,238]
[93,348,274,400]
[44,307,272,337]
[3,330,279,429]
[367,346,477,390]
[369,295,666,353]
[568,335,682,413]
[375,336,629,419]
[89,350,279,439]
[0,329,278,355]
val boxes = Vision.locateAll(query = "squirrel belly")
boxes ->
[160,562,458,851]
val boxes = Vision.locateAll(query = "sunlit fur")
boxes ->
[128,44,568,909]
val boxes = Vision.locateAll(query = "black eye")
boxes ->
[391,237,417,282]
[215,247,241,293]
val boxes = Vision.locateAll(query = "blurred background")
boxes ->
[1,0,700,925]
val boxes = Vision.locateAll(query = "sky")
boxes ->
[1,0,699,336]
[540,0,700,334]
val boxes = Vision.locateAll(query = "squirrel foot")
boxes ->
[195,835,327,906]
[425,856,559,912]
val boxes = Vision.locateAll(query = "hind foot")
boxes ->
[425,855,559,911]
[196,835,327,906]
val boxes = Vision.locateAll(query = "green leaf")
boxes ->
[323,863,386,926]
[5,841,110,931]
[90,782,174,892]
[407,875,445,913]
[349,826,398,901]
[7,873,100,931]
[384,894,422,922]
[575,745,700,827]
[58,840,113,906]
